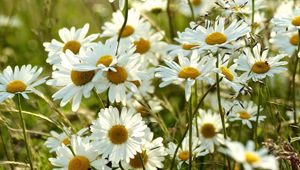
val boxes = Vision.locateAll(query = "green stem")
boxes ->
[195,83,199,137]
[0,127,14,170]
[93,90,105,109]
[251,0,255,32]
[292,29,300,124]
[188,94,193,170]
[170,83,217,170]
[187,0,195,20]
[167,0,175,41]
[116,0,129,53]
[138,152,146,170]
[17,94,33,170]
[253,83,262,148]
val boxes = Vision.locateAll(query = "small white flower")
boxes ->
[0,65,47,102]
[132,0,167,13]
[179,0,215,17]
[222,140,278,170]
[49,136,109,170]
[270,30,299,56]
[90,106,147,164]
[217,0,264,15]
[235,43,288,82]
[272,6,300,31]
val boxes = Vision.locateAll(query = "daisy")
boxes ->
[223,140,278,170]
[179,0,215,17]
[120,129,167,169]
[47,51,99,111]
[43,24,98,66]
[132,0,167,14]
[0,65,47,102]
[155,51,215,101]
[235,43,288,82]
[49,135,109,170]
[101,9,151,43]
[195,109,227,152]
[167,136,208,169]
[92,44,146,104]
[272,6,300,31]
[225,100,266,129]
[217,0,264,15]
[270,30,299,56]
[180,17,250,52]
[90,106,147,163]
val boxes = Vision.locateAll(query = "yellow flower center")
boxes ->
[6,80,27,93]
[291,16,300,26]
[205,32,227,45]
[178,67,201,79]
[120,25,135,38]
[134,38,151,54]
[96,55,113,67]
[178,151,190,161]
[251,61,270,74]
[182,44,198,50]
[238,111,251,119]
[130,80,141,87]
[220,66,234,81]
[289,34,299,46]
[63,40,81,54]
[62,138,71,145]
[68,156,90,170]
[245,152,260,164]
[108,125,128,144]
[129,151,148,168]
[107,66,128,84]
[191,0,201,6]
[200,123,216,138]
[71,70,95,86]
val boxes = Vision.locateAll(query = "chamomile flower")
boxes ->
[132,0,167,13]
[272,6,300,31]
[180,17,250,52]
[167,136,208,169]
[225,100,266,129]
[47,51,99,111]
[223,140,278,170]
[43,24,98,66]
[90,106,147,164]
[109,0,125,10]
[120,129,167,170]
[156,51,215,101]
[0,65,47,102]
[179,0,215,17]
[93,45,145,104]
[101,9,151,43]
[235,43,288,82]
[132,30,167,66]
[270,30,299,56]
[217,0,264,15]
[195,109,227,152]
[49,136,109,170]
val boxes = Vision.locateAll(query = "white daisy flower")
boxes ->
[109,0,125,10]
[167,136,208,169]
[179,0,215,17]
[223,140,278,170]
[270,30,299,56]
[47,51,100,111]
[101,9,151,43]
[90,106,147,164]
[120,129,167,169]
[132,0,167,13]
[195,109,227,152]
[167,31,201,59]
[180,17,250,52]
[43,24,98,66]
[217,0,264,15]
[49,135,109,170]
[155,51,215,101]
[225,100,266,129]
[235,43,288,82]
[92,44,145,104]
[272,6,300,31]
[0,65,47,102]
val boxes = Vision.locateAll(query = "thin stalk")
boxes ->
[187,0,195,20]
[253,83,262,148]
[167,0,175,41]
[188,94,193,170]
[138,153,146,170]
[93,90,105,109]
[17,94,33,170]
[292,29,300,124]
[170,82,217,170]
[195,83,199,137]
[116,0,129,53]
[0,127,14,170]
[251,0,255,32]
